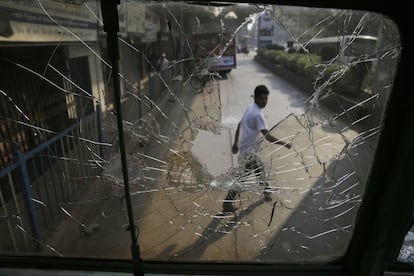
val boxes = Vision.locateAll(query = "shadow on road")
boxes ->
[171,198,266,260]
[256,147,370,263]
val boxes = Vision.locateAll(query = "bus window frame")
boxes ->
[0,1,411,275]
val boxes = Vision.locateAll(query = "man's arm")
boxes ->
[232,123,241,154]
[261,129,291,149]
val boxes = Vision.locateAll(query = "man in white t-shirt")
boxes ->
[223,85,291,212]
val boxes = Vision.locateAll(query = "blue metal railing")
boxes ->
[0,66,182,253]
[0,104,104,253]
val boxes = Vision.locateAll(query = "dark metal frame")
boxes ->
[0,0,411,275]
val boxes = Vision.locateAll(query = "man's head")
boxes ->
[254,85,269,109]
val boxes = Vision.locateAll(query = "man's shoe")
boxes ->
[263,192,272,202]
[222,202,236,212]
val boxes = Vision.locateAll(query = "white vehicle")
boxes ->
[305,35,378,64]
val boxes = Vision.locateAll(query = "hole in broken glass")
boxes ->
[0,0,400,263]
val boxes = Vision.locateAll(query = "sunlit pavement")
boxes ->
[44,53,375,263]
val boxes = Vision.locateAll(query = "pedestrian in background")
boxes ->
[156,52,169,72]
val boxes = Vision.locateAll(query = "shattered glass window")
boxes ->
[399,222,414,265]
[0,0,401,264]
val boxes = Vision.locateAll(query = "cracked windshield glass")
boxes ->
[0,0,402,264]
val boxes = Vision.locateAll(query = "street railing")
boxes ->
[0,105,103,253]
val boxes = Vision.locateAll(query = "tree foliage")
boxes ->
[271,6,382,42]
